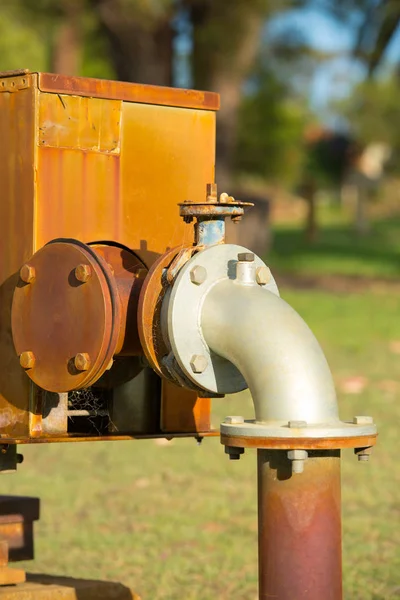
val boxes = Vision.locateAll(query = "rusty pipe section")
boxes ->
[258,450,342,600]
[201,277,338,424]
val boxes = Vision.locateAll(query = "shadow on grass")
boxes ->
[24,574,140,599]
[268,216,400,279]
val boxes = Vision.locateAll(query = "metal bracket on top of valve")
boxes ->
[179,183,254,246]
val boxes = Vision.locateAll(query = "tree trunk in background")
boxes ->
[91,0,173,86]
[50,0,83,76]
[189,2,267,189]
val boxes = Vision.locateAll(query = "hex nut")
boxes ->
[237,252,254,262]
[224,415,245,424]
[190,354,208,373]
[190,265,207,285]
[225,446,245,460]
[20,351,35,370]
[353,416,374,425]
[287,450,308,461]
[20,264,36,284]
[74,353,91,371]
[256,266,271,285]
[288,420,307,428]
[75,264,92,283]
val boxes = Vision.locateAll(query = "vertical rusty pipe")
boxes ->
[257,449,342,600]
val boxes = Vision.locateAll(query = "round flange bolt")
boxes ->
[256,266,271,286]
[190,354,208,374]
[288,420,307,428]
[190,265,207,285]
[20,351,35,370]
[74,353,91,371]
[353,415,374,425]
[287,449,308,474]
[224,416,245,424]
[75,264,92,283]
[20,264,36,284]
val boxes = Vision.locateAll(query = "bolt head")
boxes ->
[288,449,308,461]
[237,252,254,262]
[190,266,207,285]
[20,264,36,284]
[256,266,271,285]
[224,416,245,424]
[190,354,208,373]
[20,351,35,369]
[75,264,92,283]
[353,415,374,425]
[358,454,370,462]
[74,353,91,371]
[225,446,245,460]
[288,420,307,428]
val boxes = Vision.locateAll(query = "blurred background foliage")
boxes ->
[1,0,399,190]
[1,3,400,598]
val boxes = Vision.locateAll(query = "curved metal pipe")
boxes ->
[201,279,339,424]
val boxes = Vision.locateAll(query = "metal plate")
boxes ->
[220,418,377,442]
[12,240,120,393]
[166,244,279,394]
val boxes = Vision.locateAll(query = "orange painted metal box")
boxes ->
[0,70,218,440]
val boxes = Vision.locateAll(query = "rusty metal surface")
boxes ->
[161,380,211,433]
[38,72,219,111]
[38,93,121,154]
[0,574,140,599]
[138,247,186,377]
[0,496,39,563]
[1,72,216,439]
[12,241,119,393]
[221,432,378,450]
[92,245,147,356]
[12,241,148,393]
[35,95,215,269]
[0,431,218,445]
[0,74,35,437]
[258,450,342,600]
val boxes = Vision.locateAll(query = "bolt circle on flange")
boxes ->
[166,244,280,394]
[12,240,122,393]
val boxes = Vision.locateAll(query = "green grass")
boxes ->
[268,213,400,279]
[1,289,399,599]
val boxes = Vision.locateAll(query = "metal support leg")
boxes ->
[257,449,342,600]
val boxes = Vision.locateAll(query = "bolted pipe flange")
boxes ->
[163,244,279,394]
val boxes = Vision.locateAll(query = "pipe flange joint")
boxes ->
[162,244,279,394]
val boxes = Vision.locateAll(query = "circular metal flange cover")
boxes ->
[12,239,121,393]
[220,418,378,450]
[166,244,279,394]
